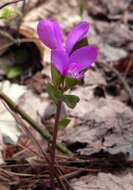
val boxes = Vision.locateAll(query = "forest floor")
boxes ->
[0,0,133,189]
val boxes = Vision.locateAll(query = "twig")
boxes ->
[0,30,15,42]
[9,109,68,190]
[0,167,48,177]
[8,108,47,159]
[16,0,26,39]
[0,37,40,53]
[0,92,72,155]
[0,92,73,188]
[0,0,24,9]
[56,167,75,190]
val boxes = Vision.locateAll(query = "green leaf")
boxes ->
[6,67,22,79]
[59,118,71,129]
[51,65,63,87]
[65,77,78,89]
[47,84,80,108]
[72,37,88,53]
[63,94,80,109]
[1,8,12,20]
[47,83,63,104]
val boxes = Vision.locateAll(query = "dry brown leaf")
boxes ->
[71,171,133,190]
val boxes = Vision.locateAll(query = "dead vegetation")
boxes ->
[0,0,133,189]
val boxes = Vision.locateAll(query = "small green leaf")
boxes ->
[6,67,22,79]
[47,83,63,104]
[59,118,71,129]
[65,77,78,89]
[63,94,80,109]
[1,8,12,20]
[51,65,63,87]
[72,37,88,53]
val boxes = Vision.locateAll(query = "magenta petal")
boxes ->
[66,62,84,80]
[66,21,89,55]
[51,49,69,75]
[37,19,63,49]
[70,45,98,71]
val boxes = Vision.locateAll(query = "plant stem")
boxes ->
[0,0,24,10]
[0,92,72,155]
[16,0,26,40]
[52,101,62,166]
[0,92,74,188]
[50,101,62,189]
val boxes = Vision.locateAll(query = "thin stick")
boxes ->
[4,104,46,159]
[0,92,72,155]
[14,113,67,190]
[0,0,24,9]
[16,0,26,39]
[0,93,72,189]
[56,167,75,190]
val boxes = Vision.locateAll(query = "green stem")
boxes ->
[0,92,72,155]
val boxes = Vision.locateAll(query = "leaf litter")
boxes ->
[0,0,133,189]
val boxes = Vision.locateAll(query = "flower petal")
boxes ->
[51,49,69,75]
[66,62,84,80]
[66,21,89,55]
[37,19,63,49]
[70,45,98,71]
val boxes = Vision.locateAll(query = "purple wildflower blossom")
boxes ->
[37,19,97,80]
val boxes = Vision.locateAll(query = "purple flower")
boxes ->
[37,19,97,80]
